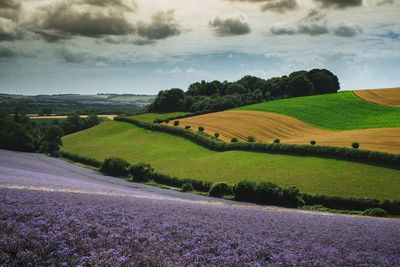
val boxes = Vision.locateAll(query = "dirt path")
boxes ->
[354,88,400,107]
[176,110,400,154]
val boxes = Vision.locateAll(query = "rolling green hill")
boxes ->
[62,121,400,200]
[237,91,400,130]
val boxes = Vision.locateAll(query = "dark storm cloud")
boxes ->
[226,0,299,13]
[270,10,329,36]
[269,10,363,37]
[333,22,362,37]
[0,44,33,58]
[297,9,329,35]
[0,17,25,41]
[314,0,363,9]
[136,10,180,40]
[0,0,22,21]
[0,0,21,10]
[261,0,299,13]
[81,0,137,11]
[34,1,136,41]
[209,15,251,36]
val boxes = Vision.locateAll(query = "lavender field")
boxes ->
[1,149,399,266]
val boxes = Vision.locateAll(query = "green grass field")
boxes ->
[63,121,400,200]
[130,112,191,123]
[237,91,400,130]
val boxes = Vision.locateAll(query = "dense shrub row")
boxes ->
[302,194,400,215]
[153,110,212,124]
[60,152,400,215]
[60,151,102,168]
[234,181,304,208]
[115,116,400,168]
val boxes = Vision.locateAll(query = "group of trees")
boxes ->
[0,109,100,156]
[149,69,340,113]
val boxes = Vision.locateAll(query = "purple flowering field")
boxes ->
[1,149,400,266]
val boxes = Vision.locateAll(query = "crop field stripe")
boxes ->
[175,110,400,154]
[237,91,400,130]
[62,121,400,201]
[353,88,400,107]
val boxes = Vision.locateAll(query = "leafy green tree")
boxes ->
[307,69,340,94]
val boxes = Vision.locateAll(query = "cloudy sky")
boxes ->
[0,0,399,95]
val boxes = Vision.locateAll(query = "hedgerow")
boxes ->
[60,151,102,168]
[59,151,400,215]
[114,116,400,168]
[234,181,304,208]
[302,194,400,215]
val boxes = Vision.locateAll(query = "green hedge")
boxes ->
[60,151,400,215]
[153,110,211,124]
[115,116,400,168]
[302,194,400,215]
[60,151,102,168]
[234,180,304,208]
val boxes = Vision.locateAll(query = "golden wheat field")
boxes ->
[175,110,400,154]
[354,88,400,107]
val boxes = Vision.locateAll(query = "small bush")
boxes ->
[273,139,280,144]
[247,136,256,143]
[185,125,191,130]
[165,120,170,124]
[233,180,257,202]
[352,142,360,149]
[231,137,238,143]
[173,120,180,126]
[51,150,61,158]
[310,140,316,145]
[182,182,193,192]
[100,157,130,177]
[198,126,205,133]
[362,208,387,217]
[129,163,154,182]
[214,133,220,139]
[47,141,60,154]
[39,142,48,154]
[209,182,232,198]
[153,119,162,124]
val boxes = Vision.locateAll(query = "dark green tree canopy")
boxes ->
[149,69,340,113]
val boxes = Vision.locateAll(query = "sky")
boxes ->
[0,0,399,95]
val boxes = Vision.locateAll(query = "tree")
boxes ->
[226,83,247,95]
[307,69,340,94]
[86,114,100,127]
[44,125,64,145]
[149,88,185,112]
[287,72,315,97]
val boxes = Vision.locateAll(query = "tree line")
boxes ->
[0,109,100,156]
[149,69,340,113]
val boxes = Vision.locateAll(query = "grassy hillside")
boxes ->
[130,112,191,123]
[63,121,400,200]
[237,91,400,130]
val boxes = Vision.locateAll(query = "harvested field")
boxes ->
[354,88,400,107]
[175,110,400,154]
